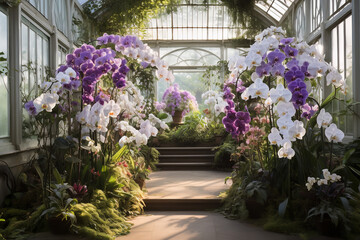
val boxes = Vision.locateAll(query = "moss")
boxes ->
[1,208,28,219]
[263,215,305,235]
[72,190,132,240]
[0,204,46,238]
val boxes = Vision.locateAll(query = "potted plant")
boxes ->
[40,183,77,234]
[244,180,267,218]
[158,84,198,124]
[305,169,354,236]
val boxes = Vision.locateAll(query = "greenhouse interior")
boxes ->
[0,0,360,239]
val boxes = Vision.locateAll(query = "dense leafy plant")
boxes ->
[219,25,359,236]
[40,184,78,225]
[1,34,171,239]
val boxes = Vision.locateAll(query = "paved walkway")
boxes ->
[145,171,231,199]
[119,211,301,240]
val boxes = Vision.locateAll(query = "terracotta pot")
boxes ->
[48,216,71,234]
[172,110,184,124]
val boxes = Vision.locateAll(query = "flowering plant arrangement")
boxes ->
[159,84,198,117]
[202,90,228,120]
[9,33,172,239]
[220,26,359,234]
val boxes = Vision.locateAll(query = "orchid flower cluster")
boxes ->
[202,90,228,119]
[305,169,342,191]
[25,34,171,152]
[158,84,198,116]
[24,67,79,116]
[223,26,346,160]
[97,34,175,83]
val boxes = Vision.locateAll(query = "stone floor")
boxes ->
[145,171,231,199]
[118,211,332,240]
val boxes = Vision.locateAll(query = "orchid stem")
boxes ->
[329,140,333,171]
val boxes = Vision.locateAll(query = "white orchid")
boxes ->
[269,84,292,103]
[275,101,296,118]
[33,93,59,113]
[40,81,52,91]
[264,97,272,107]
[268,127,283,146]
[51,82,62,94]
[247,78,269,99]
[316,109,332,128]
[96,113,109,133]
[56,72,71,84]
[241,88,250,101]
[139,120,158,138]
[65,67,76,78]
[325,123,344,143]
[278,141,295,159]
[288,120,306,141]
[103,100,121,118]
[76,105,91,124]
[305,177,316,191]
[245,51,262,68]
[326,70,344,87]
[277,116,294,135]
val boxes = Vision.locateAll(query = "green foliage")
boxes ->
[245,180,267,205]
[200,60,229,92]
[83,0,178,36]
[72,190,132,240]
[40,184,78,225]
[214,140,236,168]
[221,176,248,219]
[167,112,208,144]
[263,214,304,234]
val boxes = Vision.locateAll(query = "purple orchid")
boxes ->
[267,49,286,66]
[255,61,271,77]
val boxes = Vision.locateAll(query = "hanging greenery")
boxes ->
[83,0,179,36]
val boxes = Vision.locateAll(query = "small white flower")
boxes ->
[325,123,344,143]
[65,67,76,78]
[268,127,282,146]
[326,70,344,87]
[33,93,59,113]
[56,72,71,84]
[275,101,296,118]
[103,100,121,118]
[269,84,292,104]
[288,120,306,141]
[40,81,52,91]
[278,141,295,159]
[76,105,91,124]
[317,179,328,186]
[316,109,332,128]
[245,51,262,68]
[306,177,316,191]
[322,169,331,180]
[265,97,272,107]
[51,82,62,94]
[277,116,294,135]
[247,78,269,99]
[241,88,250,101]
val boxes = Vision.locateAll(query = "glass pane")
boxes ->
[0,11,8,138]
[29,29,36,97]
[21,23,29,96]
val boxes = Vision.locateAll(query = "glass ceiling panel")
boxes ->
[255,0,295,21]
[143,1,253,40]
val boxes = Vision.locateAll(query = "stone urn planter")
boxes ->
[172,110,183,124]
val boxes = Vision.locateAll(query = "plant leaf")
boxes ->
[278,198,288,217]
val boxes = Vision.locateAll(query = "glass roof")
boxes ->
[255,0,295,21]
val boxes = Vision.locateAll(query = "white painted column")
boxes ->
[8,3,22,149]
[352,0,360,138]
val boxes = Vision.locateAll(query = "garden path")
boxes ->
[120,146,331,240]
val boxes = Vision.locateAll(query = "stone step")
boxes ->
[156,146,215,156]
[159,154,214,163]
[155,162,213,170]
[144,199,222,211]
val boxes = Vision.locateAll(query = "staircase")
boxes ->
[144,146,231,211]
[155,146,215,170]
